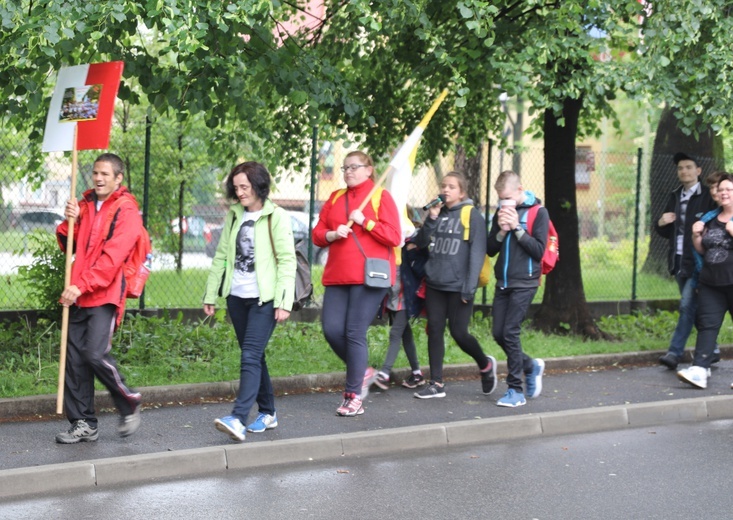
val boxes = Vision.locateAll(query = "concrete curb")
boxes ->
[2,394,733,498]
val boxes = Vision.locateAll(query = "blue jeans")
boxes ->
[321,285,388,394]
[226,296,277,423]
[668,273,697,358]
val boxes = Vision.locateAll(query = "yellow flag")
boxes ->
[386,89,449,243]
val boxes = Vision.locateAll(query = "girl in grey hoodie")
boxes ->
[413,171,497,399]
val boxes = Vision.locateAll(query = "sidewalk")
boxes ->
[2,349,733,499]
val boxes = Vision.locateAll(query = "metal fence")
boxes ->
[1,116,706,311]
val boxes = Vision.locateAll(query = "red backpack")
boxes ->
[525,205,559,275]
[101,196,153,298]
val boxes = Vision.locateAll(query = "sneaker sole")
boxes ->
[528,359,545,399]
[676,372,707,389]
[246,423,278,433]
[482,355,498,395]
[413,390,446,399]
[214,420,246,441]
[496,399,526,408]
[401,380,426,389]
[373,380,390,391]
[336,407,365,417]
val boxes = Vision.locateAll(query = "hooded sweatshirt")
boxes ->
[414,198,487,301]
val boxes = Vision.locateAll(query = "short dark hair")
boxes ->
[718,173,733,187]
[224,161,271,203]
[673,152,699,167]
[706,171,727,188]
[94,153,124,176]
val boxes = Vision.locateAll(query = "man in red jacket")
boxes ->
[55,153,143,444]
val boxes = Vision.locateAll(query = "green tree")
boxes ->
[630,1,732,275]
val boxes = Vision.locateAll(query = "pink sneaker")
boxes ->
[361,367,377,399]
[336,393,364,416]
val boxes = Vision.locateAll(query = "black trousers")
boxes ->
[693,283,733,368]
[492,286,536,392]
[424,286,489,384]
[64,304,139,426]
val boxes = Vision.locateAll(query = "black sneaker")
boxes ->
[401,373,426,389]
[711,350,721,364]
[481,355,498,395]
[373,372,390,391]
[659,352,680,370]
[55,420,99,444]
[414,382,446,399]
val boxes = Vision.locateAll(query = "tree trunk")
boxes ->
[642,104,723,275]
[533,97,610,339]
[454,144,483,206]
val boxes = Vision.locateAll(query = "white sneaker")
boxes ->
[677,366,708,389]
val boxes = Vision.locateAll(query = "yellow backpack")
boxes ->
[460,205,491,287]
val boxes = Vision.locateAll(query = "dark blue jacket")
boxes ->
[486,191,548,289]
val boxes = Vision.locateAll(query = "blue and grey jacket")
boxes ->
[486,191,549,289]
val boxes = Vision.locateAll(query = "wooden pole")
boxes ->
[56,127,79,414]
[348,89,449,224]
[347,164,395,227]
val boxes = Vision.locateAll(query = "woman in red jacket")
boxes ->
[312,151,401,416]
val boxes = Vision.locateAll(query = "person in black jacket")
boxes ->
[655,152,717,370]
[487,170,547,408]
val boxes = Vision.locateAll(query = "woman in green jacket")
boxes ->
[203,162,296,442]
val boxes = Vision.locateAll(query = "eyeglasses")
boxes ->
[341,164,366,172]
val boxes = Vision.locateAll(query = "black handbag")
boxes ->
[352,234,391,288]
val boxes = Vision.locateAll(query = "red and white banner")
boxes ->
[42,61,124,152]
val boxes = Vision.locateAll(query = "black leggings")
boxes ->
[424,286,488,383]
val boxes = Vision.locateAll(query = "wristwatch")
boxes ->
[514,225,523,233]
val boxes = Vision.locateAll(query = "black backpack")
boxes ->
[268,215,312,311]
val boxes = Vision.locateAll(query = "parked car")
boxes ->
[204,210,327,265]
[170,216,211,253]
[14,210,65,234]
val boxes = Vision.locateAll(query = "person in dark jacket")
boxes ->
[372,234,427,391]
[655,152,717,370]
[487,170,547,408]
[413,171,497,400]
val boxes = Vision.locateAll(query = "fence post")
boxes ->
[632,147,642,301]
[307,125,318,265]
[140,114,152,310]
[482,139,493,305]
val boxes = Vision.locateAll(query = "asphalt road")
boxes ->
[2,419,732,520]
[2,358,733,471]
[1,351,733,505]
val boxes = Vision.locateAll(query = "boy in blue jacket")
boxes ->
[487,170,547,407]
